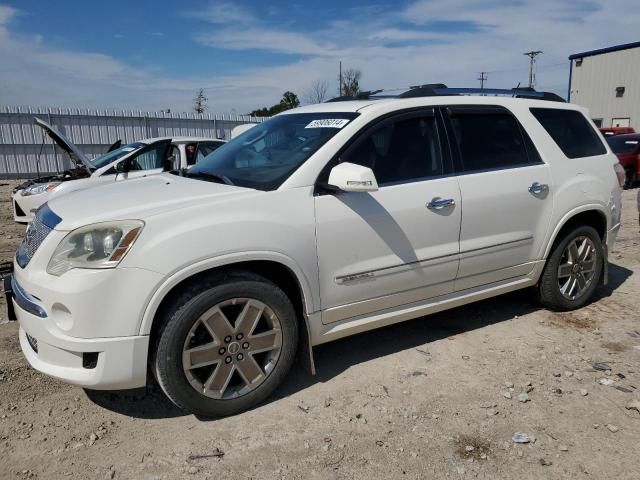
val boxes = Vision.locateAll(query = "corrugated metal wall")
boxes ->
[569,46,640,129]
[0,106,265,178]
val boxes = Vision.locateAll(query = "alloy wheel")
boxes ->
[182,298,282,399]
[557,236,598,301]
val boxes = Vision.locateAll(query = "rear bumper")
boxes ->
[14,293,149,390]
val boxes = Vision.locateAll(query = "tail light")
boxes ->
[613,163,625,188]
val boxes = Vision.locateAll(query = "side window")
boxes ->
[195,142,222,164]
[185,143,197,166]
[448,108,533,173]
[130,142,169,170]
[530,108,607,158]
[342,114,443,185]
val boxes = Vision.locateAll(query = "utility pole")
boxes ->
[477,71,488,89]
[339,61,342,96]
[523,50,543,88]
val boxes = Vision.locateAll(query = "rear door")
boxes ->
[442,105,553,290]
[315,109,462,324]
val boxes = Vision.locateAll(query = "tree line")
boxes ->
[192,68,363,117]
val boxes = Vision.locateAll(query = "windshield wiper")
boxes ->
[185,171,234,186]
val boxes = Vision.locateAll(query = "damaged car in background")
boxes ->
[12,117,225,223]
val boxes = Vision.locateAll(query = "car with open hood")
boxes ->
[11,117,225,222]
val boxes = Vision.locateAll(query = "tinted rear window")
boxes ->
[530,108,606,158]
[607,136,640,154]
[448,107,539,173]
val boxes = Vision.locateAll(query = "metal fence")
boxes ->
[0,106,265,178]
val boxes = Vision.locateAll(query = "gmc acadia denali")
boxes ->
[5,86,624,417]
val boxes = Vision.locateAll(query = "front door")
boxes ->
[100,139,173,182]
[442,105,553,290]
[315,109,462,324]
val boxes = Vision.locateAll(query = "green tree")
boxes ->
[250,91,300,117]
[279,91,300,110]
[193,88,208,114]
[341,68,361,97]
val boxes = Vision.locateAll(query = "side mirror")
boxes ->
[328,162,378,193]
[115,159,131,173]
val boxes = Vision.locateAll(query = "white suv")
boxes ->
[5,87,623,417]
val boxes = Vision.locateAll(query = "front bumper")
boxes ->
[11,259,163,389]
[12,191,44,223]
[14,286,149,390]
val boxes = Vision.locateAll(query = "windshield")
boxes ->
[90,142,146,169]
[188,112,359,190]
[607,136,640,154]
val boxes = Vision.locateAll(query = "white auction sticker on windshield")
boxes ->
[305,119,350,129]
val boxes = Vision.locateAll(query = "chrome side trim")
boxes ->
[335,237,533,284]
[11,275,47,318]
[335,252,458,284]
[323,279,453,324]
[460,236,534,256]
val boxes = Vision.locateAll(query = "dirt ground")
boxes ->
[1,181,639,480]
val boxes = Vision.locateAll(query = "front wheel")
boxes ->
[152,273,298,417]
[538,225,604,311]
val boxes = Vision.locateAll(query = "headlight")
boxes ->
[47,220,144,276]
[23,182,61,196]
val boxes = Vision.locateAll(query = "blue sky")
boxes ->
[0,0,638,113]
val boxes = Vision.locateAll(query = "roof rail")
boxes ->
[325,89,384,102]
[326,84,565,103]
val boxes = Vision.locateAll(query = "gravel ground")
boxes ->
[1,181,639,480]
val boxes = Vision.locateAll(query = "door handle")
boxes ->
[528,182,549,195]
[427,197,456,210]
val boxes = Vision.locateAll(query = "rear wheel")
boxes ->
[152,273,298,417]
[538,225,603,311]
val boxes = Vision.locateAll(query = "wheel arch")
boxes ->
[542,205,608,260]
[140,253,317,374]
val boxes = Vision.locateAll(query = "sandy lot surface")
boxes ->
[1,181,639,480]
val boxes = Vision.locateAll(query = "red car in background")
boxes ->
[600,127,635,137]
[606,133,640,188]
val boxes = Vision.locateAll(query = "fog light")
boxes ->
[82,352,99,369]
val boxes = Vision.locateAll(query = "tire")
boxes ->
[538,225,604,311]
[152,272,298,417]
[624,167,636,190]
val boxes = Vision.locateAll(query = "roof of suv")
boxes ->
[289,96,577,115]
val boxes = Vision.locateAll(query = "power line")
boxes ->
[523,50,543,88]
[477,71,488,89]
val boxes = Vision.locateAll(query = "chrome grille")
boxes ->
[16,212,54,268]
[24,215,52,259]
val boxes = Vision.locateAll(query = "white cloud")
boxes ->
[194,2,256,25]
[0,0,639,114]
[196,28,335,56]
[0,4,16,25]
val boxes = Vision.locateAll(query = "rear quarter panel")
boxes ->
[515,104,620,260]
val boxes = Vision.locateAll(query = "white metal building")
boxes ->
[568,41,640,129]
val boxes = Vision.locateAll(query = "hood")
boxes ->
[34,117,94,171]
[47,173,254,230]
